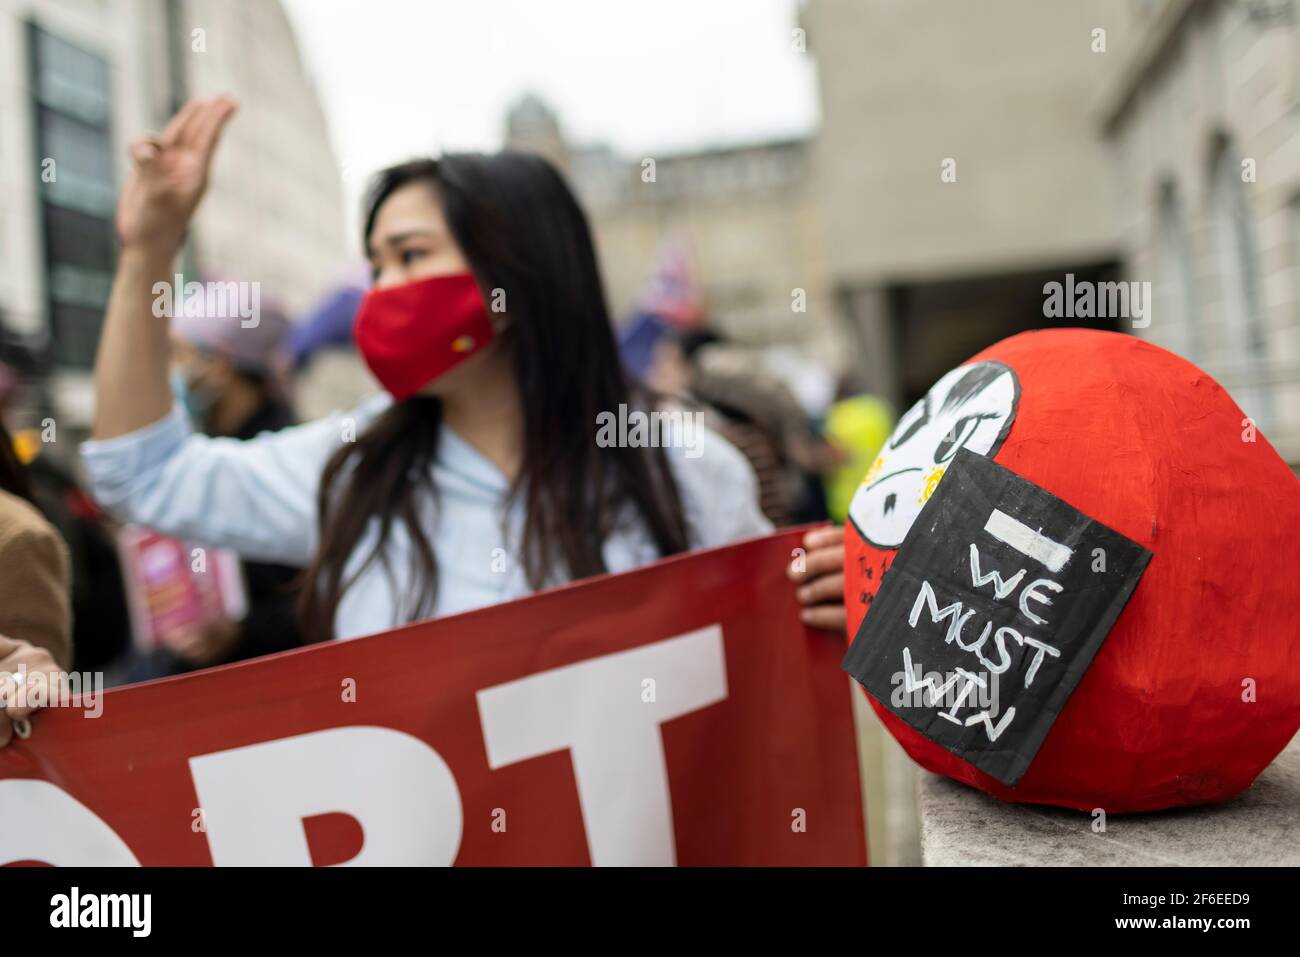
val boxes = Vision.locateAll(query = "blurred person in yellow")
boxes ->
[821,393,894,525]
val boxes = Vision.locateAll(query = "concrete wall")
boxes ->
[805,0,1125,287]
[1100,0,1300,461]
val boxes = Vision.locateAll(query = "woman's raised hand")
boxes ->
[116,95,238,256]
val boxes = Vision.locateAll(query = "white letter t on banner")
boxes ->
[476,625,727,866]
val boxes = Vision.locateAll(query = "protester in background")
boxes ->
[82,96,846,644]
[652,328,837,527]
[0,417,71,745]
[618,238,703,382]
[821,390,894,525]
[286,280,364,370]
[25,454,132,676]
[126,298,305,679]
[169,293,297,439]
[285,272,377,421]
[0,354,130,677]
[0,419,71,668]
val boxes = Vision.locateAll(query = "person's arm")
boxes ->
[0,506,72,670]
[92,96,237,440]
[83,94,385,566]
[80,394,392,566]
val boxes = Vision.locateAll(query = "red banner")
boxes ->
[0,529,866,866]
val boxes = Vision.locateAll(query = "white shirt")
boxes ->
[80,394,773,640]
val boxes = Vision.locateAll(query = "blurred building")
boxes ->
[803,0,1128,409]
[1098,0,1300,462]
[803,0,1298,464]
[0,0,347,435]
[505,95,849,376]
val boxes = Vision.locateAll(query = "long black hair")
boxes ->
[298,152,691,639]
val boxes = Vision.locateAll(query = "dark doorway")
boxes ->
[889,260,1124,408]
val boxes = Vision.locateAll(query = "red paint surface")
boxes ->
[847,329,1300,812]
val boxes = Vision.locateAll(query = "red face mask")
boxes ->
[353,272,496,400]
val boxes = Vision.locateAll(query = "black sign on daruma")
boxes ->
[842,448,1152,786]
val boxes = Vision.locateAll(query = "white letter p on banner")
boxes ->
[476,625,728,866]
[190,726,463,866]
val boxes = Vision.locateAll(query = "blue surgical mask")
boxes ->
[169,366,216,422]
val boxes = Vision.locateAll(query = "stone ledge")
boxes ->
[917,736,1300,866]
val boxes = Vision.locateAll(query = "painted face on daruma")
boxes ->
[848,361,1019,549]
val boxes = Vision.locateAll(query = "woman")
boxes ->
[82,96,846,643]
[0,420,71,746]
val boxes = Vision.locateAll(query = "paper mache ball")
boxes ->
[843,329,1300,813]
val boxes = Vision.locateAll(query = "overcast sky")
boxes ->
[280,0,819,221]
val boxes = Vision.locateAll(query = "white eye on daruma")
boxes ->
[848,361,1020,550]
[934,411,1003,463]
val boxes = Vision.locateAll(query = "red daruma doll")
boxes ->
[842,328,1300,813]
